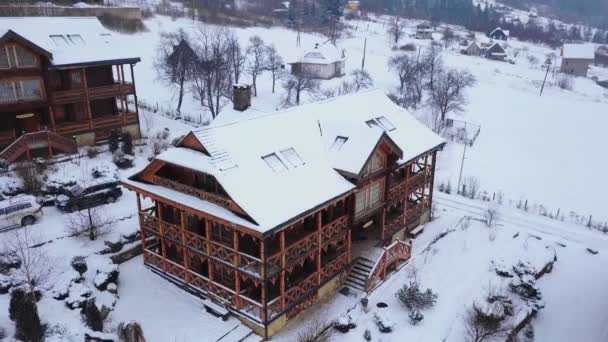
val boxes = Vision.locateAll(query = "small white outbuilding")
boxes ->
[289,43,345,80]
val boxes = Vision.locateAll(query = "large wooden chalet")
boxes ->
[123,90,445,337]
[0,17,141,162]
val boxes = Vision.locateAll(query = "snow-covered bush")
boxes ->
[14,292,45,342]
[296,320,334,342]
[65,282,93,310]
[87,147,100,159]
[334,315,356,333]
[0,251,21,274]
[121,132,134,155]
[0,326,6,340]
[71,256,88,276]
[113,151,134,169]
[521,323,535,342]
[108,131,120,153]
[557,75,574,90]
[83,299,104,332]
[65,207,114,241]
[363,329,371,341]
[93,258,119,291]
[409,310,424,325]
[396,281,438,311]
[117,321,146,342]
[374,312,394,333]
[51,270,80,300]
[464,300,514,342]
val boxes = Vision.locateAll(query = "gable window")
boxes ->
[0,79,42,103]
[355,178,385,216]
[0,45,37,69]
[376,116,395,131]
[13,46,35,67]
[50,35,68,46]
[262,153,288,172]
[70,71,83,88]
[67,34,85,45]
[365,119,379,129]
[330,136,348,151]
[280,148,304,168]
[362,151,385,176]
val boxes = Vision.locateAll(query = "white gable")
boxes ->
[0,17,139,67]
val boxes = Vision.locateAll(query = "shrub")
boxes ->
[108,131,120,153]
[374,312,394,333]
[117,321,146,342]
[333,315,356,333]
[113,151,134,169]
[86,147,100,159]
[297,320,334,342]
[71,256,87,276]
[0,326,6,339]
[14,161,44,194]
[0,158,9,172]
[400,43,417,51]
[557,75,574,90]
[409,310,424,325]
[464,302,513,342]
[82,299,104,332]
[396,281,438,311]
[121,132,134,155]
[9,287,26,321]
[14,293,45,342]
[363,329,371,341]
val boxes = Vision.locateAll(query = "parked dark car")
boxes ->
[55,181,122,212]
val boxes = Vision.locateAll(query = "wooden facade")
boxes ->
[0,31,141,161]
[124,135,439,337]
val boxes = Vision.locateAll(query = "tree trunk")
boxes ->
[177,76,185,114]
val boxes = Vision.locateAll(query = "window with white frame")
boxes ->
[0,81,15,103]
[330,136,348,151]
[0,79,42,103]
[67,34,85,45]
[262,153,288,173]
[13,46,35,67]
[355,179,385,216]
[280,148,305,168]
[50,35,68,46]
[21,79,42,100]
[376,116,395,131]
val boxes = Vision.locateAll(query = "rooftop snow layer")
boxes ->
[562,44,595,60]
[0,17,140,67]
[292,42,344,65]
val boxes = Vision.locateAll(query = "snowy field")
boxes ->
[0,6,607,342]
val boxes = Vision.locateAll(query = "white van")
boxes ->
[0,195,43,230]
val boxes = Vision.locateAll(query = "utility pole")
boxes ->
[457,123,468,194]
[361,37,367,69]
[539,63,551,96]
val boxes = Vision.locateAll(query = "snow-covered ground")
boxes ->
[1,7,607,341]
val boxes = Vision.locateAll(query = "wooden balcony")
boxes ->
[152,175,245,215]
[406,202,425,225]
[54,111,138,136]
[407,171,426,192]
[51,82,135,104]
[321,252,349,283]
[385,213,405,237]
[285,272,317,307]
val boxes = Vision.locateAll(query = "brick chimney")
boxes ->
[233,84,251,111]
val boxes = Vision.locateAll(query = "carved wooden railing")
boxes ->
[267,297,283,320]
[407,172,426,193]
[285,272,318,307]
[387,179,407,206]
[141,213,160,234]
[406,202,426,225]
[240,294,264,320]
[384,213,405,238]
[320,216,348,247]
[0,130,77,162]
[285,231,318,266]
[321,252,349,283]
[152,175,244,215]
[366,240,411,292]
[51,82,135,104]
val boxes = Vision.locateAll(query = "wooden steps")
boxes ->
[344,257,374,292]
[0,130,78,162]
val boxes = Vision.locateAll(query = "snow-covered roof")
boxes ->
[0,17,140,68]
[490,27,510,37]
[562,44,595,60]
[131,90,444,234]
[292,43,345,65]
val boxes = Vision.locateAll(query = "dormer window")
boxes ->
[366,116,395,131]
[330,136,348,151]
[280,148,304,168]
[67,34,85,45]
[50,35,68,46]
[262,153,288,173]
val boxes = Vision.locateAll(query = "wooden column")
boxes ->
[234,230,241,309]
[81,68,93,130]
[260,239,267,324]
[205,220,213,285]
[130,63,142,138]
[280,231,286,310]
[316,212,322,286]
[403,165,410,226]
[379,208,386,242]
[429,151,437,214]
[136,193,146,250]
[158,202,167,272]
[48,106,56,132]
[181,211,189,284]
[46,134,52,157]
[121,64,128,124]
[423,155,429,203]
[347,228,352,263]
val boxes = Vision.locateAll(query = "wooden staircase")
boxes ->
[344,257,375,292]
[0,130,78,162]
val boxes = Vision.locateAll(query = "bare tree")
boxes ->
[225,29,246,84]
[190,26,232,119]
[246,35,266,96]
[14,161,44,194]
[283,73,320,106]
[427,68,476,122]
[421,43,443,91]
[263,44,284,94]
[484,205,501,228]
[350,69,374,91]
[387,16,406,47]
[4,228,54,297]
[154,29,197,115]
[296,319,334,342]
[65,207,114,241]
[441,27,456,48]
[388,53,425,109]
[464,301,514,342]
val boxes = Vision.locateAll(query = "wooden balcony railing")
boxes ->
[387,179,407,206]
[366,240,411,292]
[385,213,404,237]
[321,252,349,283]
[407,172,426,192]
[54,112,138,136]
[51,82,135,104]
[285,272,317,307]
[152,175,244,215]
[406,202,425,225]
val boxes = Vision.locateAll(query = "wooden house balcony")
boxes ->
[407,171,426,192]
[151,175,245,215]
[50,82,135,104]
[406,201,425,225]
[54,111,138,136]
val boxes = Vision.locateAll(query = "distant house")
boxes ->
[528,7,538,18]
[561,44,595,77]
[483,42,507,61]
[462,41,482,56]
[488,27,509,41]
[289,43,345,80]
[344,0,361,16]
[415,23,433,40]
